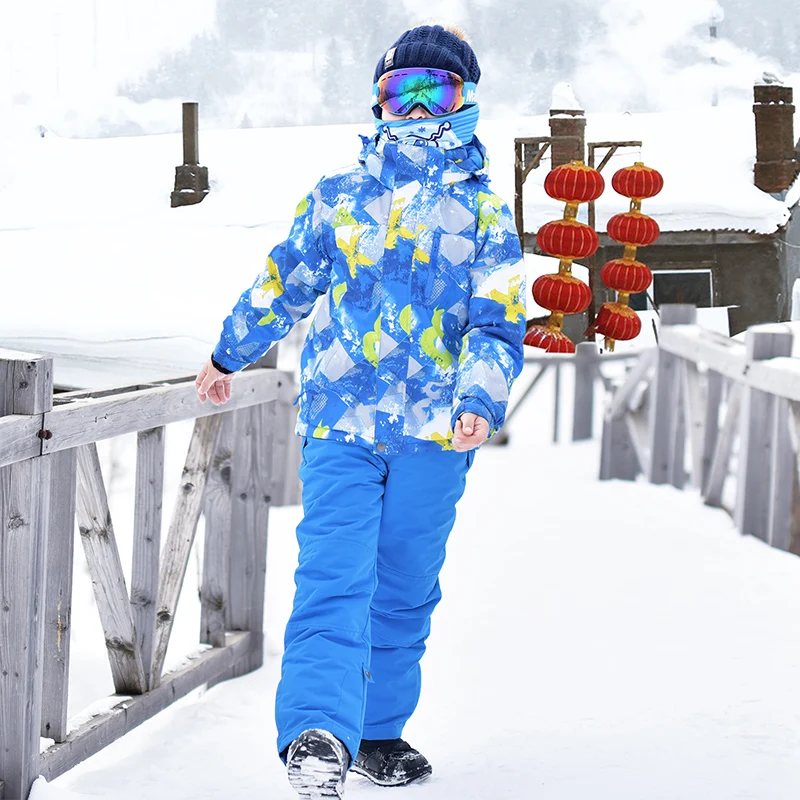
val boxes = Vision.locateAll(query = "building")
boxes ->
[515,83,800,335]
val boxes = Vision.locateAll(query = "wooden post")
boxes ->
[132,426,165,689]
[201,413,234,648]
[0,353,53,800]
[182,102,199,166]
[701,370,724,494]
[734,325,794,540]
[648,305,697,484]
[599,412,640,481]
[768,397,794,550]
[171,101,209,208]
[227,401,276,676]
[572,342,596,441]
[553,363,561,443]
[41,448,77,743]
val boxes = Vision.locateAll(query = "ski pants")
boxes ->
[275,437,474,762]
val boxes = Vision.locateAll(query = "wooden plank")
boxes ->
[624,411,649,475]
[767,397,793,551]
[226,402,275,677]
[599,411,640,481]
[132,427,166,690]
[682,360,707,491]
[649,305,697,484]
[0,355,52,800]
[658,325,747,382]
[668,365,688,489]
[609,349,656,419]
[0,415,41,468]
[734,327,794,540]
[75,443,147,695]
[701,371,724,493]
[41,368,284,456]
[152,414,223,685]
[572,343,596,442]
[271,382,292,506]
[553,364,561,444]
[704,383,744,508]
[41,448,77,743]
[745,357,800,402]
[39,632,250,783]
[200,414,234,648]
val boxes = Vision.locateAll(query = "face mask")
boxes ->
[374,103,480,149]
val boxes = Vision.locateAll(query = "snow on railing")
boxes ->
[601,305,800,554]
[0,349,300,800]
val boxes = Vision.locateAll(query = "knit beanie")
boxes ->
[373,25,481,86]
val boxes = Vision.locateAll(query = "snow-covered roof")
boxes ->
[517,104,794,236]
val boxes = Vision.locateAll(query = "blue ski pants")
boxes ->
[275,438,474,761]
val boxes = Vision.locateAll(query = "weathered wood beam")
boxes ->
[0,355,52,800]
[226,403,275,677]
[734,326,794,540]
[152,414,223,685]
[132,427,166,690]
[75,443,148,695]
[41,448,77,743]
[704,383,744,508]
[681,359,706,491]
[39,632,250,783]
[40,369,283,458]
[648,305,697,485]
[201,414,234,648]
[701,371,724,493]
[608,349,657,420]
[767,397,793,551]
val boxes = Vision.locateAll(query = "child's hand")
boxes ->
[453,413,489,452]
[195,359,233,406]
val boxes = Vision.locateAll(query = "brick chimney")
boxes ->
[753,83,800,193]
[549,83,586,167]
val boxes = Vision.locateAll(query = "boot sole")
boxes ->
[287,733,346,799]
[350,762,432,787]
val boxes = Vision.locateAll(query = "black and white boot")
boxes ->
[286,729,349,799]
[351,738,432,787]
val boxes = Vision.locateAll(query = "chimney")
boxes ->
[549,83,586,167]
[753,83,800,193]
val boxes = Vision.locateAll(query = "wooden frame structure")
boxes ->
[601,305,800,552]
[0,350,300,799]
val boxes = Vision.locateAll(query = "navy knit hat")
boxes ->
[373,25,481,86]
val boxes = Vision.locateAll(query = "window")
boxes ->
[629,268,714,310]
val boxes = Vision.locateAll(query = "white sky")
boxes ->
[0,0,217,108]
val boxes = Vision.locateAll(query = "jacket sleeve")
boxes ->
[451,194,526,436]
[211,185,331,372]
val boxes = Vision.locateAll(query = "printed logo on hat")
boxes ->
[384,47,396,70]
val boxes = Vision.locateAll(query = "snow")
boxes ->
[27,366,800,800]
[550,82,582,112]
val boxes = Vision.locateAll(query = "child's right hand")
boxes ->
[195,359,233,405]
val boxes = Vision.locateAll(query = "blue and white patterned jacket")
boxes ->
[212,133,526,454]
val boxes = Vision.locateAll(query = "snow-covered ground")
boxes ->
[26,363,800,800]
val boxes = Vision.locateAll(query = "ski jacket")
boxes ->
[212,133,526,454]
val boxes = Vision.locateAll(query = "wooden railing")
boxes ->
[0,350,300,799]
[600,305,800,553]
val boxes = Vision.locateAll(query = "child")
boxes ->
[195,23,525,799]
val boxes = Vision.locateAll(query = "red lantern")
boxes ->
[537,219,600,260]
[587,302,642,342]
[599,259,653,295]
[533,273,593,315]
[607,212,660,248]
[545,162,605,204]
[524,325,576,353]
[612,163,664,200]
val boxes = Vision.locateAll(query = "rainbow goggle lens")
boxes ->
[373,68,477,117]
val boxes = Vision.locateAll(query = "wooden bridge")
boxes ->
[0,350,299,800]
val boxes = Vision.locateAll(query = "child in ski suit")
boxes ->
[195,24,525,799]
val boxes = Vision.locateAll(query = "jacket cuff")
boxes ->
[451,397,495,433]
[210,352,237,374]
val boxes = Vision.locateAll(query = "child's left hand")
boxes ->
[453,413,489,452]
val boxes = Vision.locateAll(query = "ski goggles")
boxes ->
[372,68,478,117]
